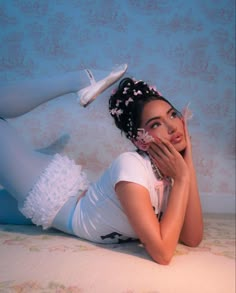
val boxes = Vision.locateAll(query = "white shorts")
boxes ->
[20,154,89,230]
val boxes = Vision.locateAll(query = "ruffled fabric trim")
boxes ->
[20,154,89,229]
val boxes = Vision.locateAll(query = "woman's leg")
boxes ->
[0,119,52,205]
[0,189,32,225]
[0,119,87,232]
[0,65,127,229]
[0,65,127,118]
[0,71,85,220]
[0,71,88,118]
[0,187,78,233]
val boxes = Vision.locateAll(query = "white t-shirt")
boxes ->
[72,151,171,244]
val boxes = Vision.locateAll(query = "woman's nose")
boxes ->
[166,122,177,134]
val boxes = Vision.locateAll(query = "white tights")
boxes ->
[0,68,107,225]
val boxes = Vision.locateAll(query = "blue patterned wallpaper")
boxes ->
[0,0,235,212]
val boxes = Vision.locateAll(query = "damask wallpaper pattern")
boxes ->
[0,0,235,212]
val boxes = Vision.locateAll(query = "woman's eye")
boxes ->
[170,111,178,119]
[151,122,161,129]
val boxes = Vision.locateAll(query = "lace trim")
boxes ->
[20,154,89,229]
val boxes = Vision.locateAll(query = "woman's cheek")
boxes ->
[150,128,164,140]
[145,126,165,141]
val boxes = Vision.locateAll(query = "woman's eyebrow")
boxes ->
[144,107,173,126]
[144,116,160,126]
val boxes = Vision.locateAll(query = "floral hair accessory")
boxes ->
[109,108,123,119]
[182,102,193,122]
[109,77,164,142]
[132,128,154,151]
[149,85,162,96]
[149,85,157,91]
[116,99,122,107]
[133,90,142,96]
[123,87,129,94]
[125,97,134,106]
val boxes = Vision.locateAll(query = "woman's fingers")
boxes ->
[182,118,192,151]
[149,137,176,158]
[149,142,165,158]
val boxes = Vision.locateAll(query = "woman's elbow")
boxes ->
[182,233,203,247]
[180,225,204,247]
[156,256,172,265]
[152,250,174,265]
[190,236,203,247]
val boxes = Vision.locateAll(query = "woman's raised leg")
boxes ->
[0,71,88,118]
[0,64,127,229]
[0,64,127,118]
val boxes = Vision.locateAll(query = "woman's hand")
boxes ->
[179,106,203,247]
[181,105,194,165]
[148,137,189,181]
[182,119,192,159]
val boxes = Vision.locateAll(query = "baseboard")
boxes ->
[201,193,235,214]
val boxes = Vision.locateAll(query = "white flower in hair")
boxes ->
[116,99,122,107]
[133,90,142,96]
[133,128,154,151]
[182,102,193,121]
[149,85,162,96]
[123,87,129,94]
[110,108,123,118]
[125,97,134,106]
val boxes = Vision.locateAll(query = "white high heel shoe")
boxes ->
[77,64,128,107]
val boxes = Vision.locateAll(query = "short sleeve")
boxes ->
[109,152,150,190]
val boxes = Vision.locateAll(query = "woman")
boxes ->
[109,78,203,264]
[0,66,203,265]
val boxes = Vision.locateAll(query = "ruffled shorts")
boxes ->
[20,154,89,230]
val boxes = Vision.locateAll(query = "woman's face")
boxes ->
[140,100,186,152]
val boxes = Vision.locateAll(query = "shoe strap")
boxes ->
[85,69,96,85]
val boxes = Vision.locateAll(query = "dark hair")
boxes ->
[109,77,177,140]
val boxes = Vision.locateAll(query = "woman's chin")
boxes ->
[175,142,187,154]
[178,145,187,157]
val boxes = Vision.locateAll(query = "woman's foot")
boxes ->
[77,64,128,107]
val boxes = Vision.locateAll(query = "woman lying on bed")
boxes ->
[0,64,203,265]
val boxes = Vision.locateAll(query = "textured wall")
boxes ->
[0,0,235,212]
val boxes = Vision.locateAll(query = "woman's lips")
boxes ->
[170,133,183,144]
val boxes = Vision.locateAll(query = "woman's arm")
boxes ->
[116,176,189,265]
[179,162,203,246]
[179,120,203,246]
[116,139,190,264]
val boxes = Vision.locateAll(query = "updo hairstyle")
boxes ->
[109,77,174,140]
